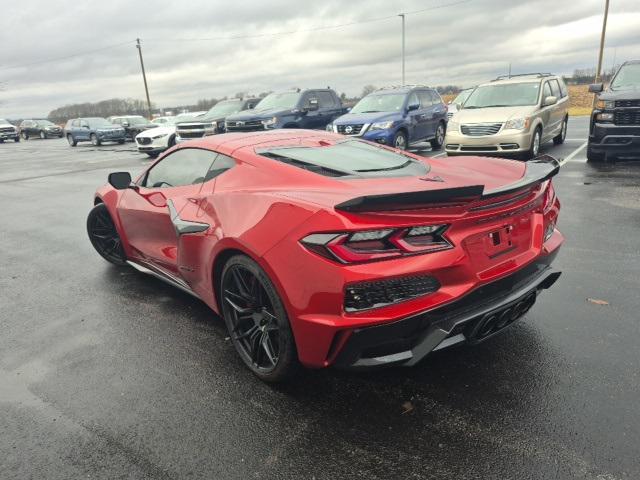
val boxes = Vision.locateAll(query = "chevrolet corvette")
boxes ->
[87,130,563,382]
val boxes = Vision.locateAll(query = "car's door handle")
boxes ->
[167,199,209,236]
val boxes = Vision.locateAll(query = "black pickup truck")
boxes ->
[225,88,348,132]
[588,60,640,161]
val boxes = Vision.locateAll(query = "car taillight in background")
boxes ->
[301,225,452,264]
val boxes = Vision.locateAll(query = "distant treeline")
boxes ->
[48,98,154,123]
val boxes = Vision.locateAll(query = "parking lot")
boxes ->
[1,116,639,479]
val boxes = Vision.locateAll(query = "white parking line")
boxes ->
[559,141,588,165]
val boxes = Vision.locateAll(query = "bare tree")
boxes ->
[360,85,377,98]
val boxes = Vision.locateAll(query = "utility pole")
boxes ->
[508,62,512,77]
[399,14,405,86]
[593,0,610,106]
[136,38,152,118]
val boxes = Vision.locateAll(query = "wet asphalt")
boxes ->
[1,117,639,479]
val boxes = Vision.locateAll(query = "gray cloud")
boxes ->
[1,0,639,117]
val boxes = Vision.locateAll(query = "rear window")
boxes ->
[257,139,429,178]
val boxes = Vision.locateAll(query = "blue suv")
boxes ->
[64,117,126,147]
[329,86,448,150]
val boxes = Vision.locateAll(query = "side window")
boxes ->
[112,118,121,125]
[557,78,568,98]
[80,120,89,128]
[144,148,218,188]
[430,91,443,105]
[407,92,419,108]
[417,91,433,108]
[303,93,319,109]
[542,82,552,102]
[550,80,561,99]
[72,119,80,127]
[204,154,236,182]
[317,91,335,108]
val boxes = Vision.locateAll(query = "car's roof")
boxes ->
[480,74,561,87]
[621,60,640,66]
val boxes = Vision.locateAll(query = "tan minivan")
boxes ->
[445,73,569,159]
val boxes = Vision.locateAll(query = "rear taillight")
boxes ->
[301,225,452,264]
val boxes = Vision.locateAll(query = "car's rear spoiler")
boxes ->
[335,155,560,213]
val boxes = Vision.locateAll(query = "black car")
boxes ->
[19,119,64,139]
[588,60,640,161]
[224,89,347,132]
[107,115,158,141]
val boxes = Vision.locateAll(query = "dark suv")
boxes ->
[19,119,63,139]
[329,86,448,150]
[108,115,158,141]
[588,60,640,161]
[225,89,347,132]
[176,98,260,142]
[64,117,126,146]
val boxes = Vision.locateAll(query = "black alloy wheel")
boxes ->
[86,203,127,265]
[430,121,446,149]
[220,255,298,382]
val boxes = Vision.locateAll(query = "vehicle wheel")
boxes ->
[14,136,20,142]
[86,203,127,266]
[67,134,77,147]
[523,127,542,160]
[146,152,159,158]
[430,122,446,150]
[0,139,3,143]
[586,145,605,162]
[90,133,101,146]
[220,255,299,382]
[168,135,176,148]
[22,132,29,140]
[117,139,125,144]
[393,130,407,150]
[40,130,47,139]
[553,117,568,145]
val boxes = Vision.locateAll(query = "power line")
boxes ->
[0,40,136,71]
[147,0,473,42]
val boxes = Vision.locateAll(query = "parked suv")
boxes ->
[108,115,158,141]
[19,119,63,139]
[0,119,19,143]
[445,73,570,159]
[329,85,448,150]
[176,98,260,142]
[588,60,640,161]
[225,89,346,132]
[64,117,126,146]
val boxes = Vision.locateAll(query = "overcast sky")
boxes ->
[1,0,639,118]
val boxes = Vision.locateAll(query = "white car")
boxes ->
[0,118,20,143]
[135,113,199,157]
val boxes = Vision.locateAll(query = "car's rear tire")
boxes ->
[430,122,446,150]
[67,134,77,147]
[220,254,300,382]
[22,132,29,140]
[40,130,47,139]
[553,117,568,145]
[86,203,127,266]
[90,133,101,146]
[586,144,605,162]
[393,130,407,150]
[117,139,125,144]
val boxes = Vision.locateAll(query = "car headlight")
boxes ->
[370,121,395,130]
[596,99,614,110]
[326,123,333,132]
[447,121,459,133]
[262,117,277,127]
[596,112,614,122]
[504,117,530,130]
[152,133,168,139]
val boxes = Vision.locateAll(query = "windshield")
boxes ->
[87,118,115,128]
[351,94,406,113]
[453,89,473,105]
[204,101,244,118]
[258,139,428,177]
[255,92,300,110]
[37,120,56,126]
[464,82,540,108]
[611,64,640,90]
[124,116,151,125]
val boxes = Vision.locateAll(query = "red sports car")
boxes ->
[87,130,563,382]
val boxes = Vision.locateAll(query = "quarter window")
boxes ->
[204,154,236,182]
[144,148,218,188]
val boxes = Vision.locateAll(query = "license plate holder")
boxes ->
[484,224,516,259]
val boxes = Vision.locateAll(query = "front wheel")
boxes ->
[522,127,542,160]
[553,117,568,145]
[86,203,127,265]
[14,136,20,143]
[67,134,77,147]
[220,255,299,382]
[430,122,446,150]
[117,139,125,144]
[393,130,407,150]
[40,130,47,139]
[90,133,101,146]
[22,132,29,140]
[586,144,605,162]
[146,151,159,158]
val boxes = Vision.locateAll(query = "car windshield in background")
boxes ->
[255,92,300,110]
[611,64,640,90]
[258,139,428,177]
[205,101,244,117]
[350,94,406,113]
[464,82,541,108]
[453,89,473,105]
[88,118,115,128]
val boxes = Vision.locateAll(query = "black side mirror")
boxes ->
[407,103,420,112]
[589,83,604,93]
[108,172,132,190]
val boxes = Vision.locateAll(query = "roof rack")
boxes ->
[492,73,553,81]
[377,84,431,91]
